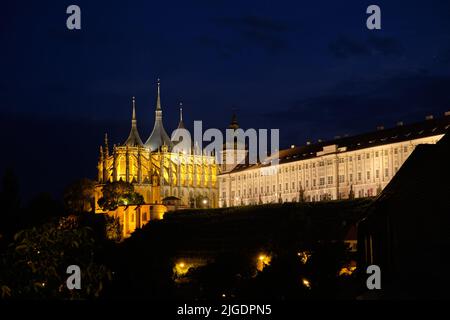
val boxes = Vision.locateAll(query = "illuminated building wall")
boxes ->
[219,114,450,207]
[95,81,218,213]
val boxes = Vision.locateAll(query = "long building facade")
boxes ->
[95,80,218,212]
[219,113,450,207]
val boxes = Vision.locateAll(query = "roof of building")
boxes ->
[225,113,450,175]
[144,79,173,151]
[123,97,144,147]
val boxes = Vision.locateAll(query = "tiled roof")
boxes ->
[225,114,450,174]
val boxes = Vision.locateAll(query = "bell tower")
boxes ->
[221,113,248,173]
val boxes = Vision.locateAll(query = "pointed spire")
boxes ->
[228,112,239,130]
[132,96,136,121]
[124,96,144,147]
[145,79,173,151]
[104,133,109,156]
[156,78,161,111]
[177,102,185,129]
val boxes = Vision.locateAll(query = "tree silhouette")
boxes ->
[97,181,144,211]
[63,178,95,213]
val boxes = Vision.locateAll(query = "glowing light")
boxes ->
[302,278,311,289]
[339,261,357,276]
[202,199,208,205]
[297,251,311,264]
[256,253,272,271]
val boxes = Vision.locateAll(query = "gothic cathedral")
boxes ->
[95,80,219,212]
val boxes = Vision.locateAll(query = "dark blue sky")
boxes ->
[1,0,450,201]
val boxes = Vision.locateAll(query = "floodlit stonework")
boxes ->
[219,113,450,207]
[95,80,218,214]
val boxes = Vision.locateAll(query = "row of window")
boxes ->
[223,165,401,198]
[227,148,410,184]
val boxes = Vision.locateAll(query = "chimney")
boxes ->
[396,121,404,126]
[444,111,450,117]
[376,125,384,131]
[425,115,434,120]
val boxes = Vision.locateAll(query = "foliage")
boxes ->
[97,181,144,211]
[105,216,122,242]
[63,178,95,213]
[0,215,112,299]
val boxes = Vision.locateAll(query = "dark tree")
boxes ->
[97,181,144,211]
[63,178,95,213]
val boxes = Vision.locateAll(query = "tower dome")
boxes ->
[144,79,173,151]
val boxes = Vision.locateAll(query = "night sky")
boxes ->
[1,0,450,202]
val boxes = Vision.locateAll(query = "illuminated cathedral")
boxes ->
[94,80,218,213]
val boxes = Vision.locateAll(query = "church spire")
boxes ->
[104,133,109,156]
[145,79,173,151]
[132,96,136,121]
[156,78,161,111]
[177,102,185,129]
[124,96,144,147]
[228,111,239,130]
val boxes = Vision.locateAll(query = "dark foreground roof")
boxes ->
[226,113,450,174]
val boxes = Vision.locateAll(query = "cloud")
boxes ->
[215,15,290,33]
[329,35,402,59]
[265,72,450,142]
[200,15,295,56]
